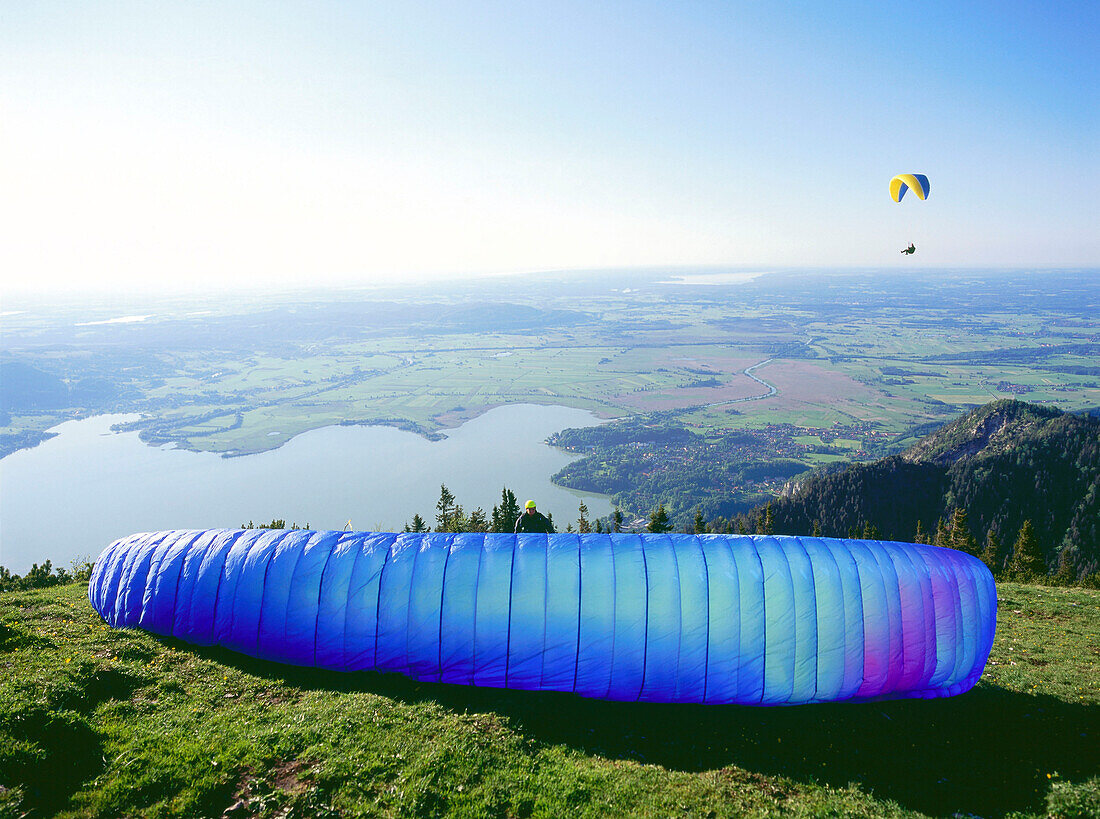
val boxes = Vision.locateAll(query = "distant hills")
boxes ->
[757,400,1099,582]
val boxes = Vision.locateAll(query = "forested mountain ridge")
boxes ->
[762,400,1100,580]
[900,400,1065,465]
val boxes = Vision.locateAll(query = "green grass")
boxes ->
[2,582,1098,818]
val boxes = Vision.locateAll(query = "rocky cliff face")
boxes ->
[901,400,1063,466]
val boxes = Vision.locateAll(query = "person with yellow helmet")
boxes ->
[514,499,554,534]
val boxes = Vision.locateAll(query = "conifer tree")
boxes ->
[595,518,604,533]
[446,505,469,533]
[756,503,775,536]
[948,508,977,554]
[577,501,591,534]
[405,514,428,533]
[933,518,950,548]
[435,484,457,532]
[812,520,822,538]
[914,519,929,545]
[612,509,624,533]
[1009,520,1046,578]
[692,509,707,535]
[647,503,673,533]
[980,527,1004,574]
[491,486,521,533]
[1053,548,1077,585]
[468,507,489,533]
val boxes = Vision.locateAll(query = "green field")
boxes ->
[2,580,1097,818]
[3,270,1098,461]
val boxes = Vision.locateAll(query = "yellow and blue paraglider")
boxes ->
[891,174,930,254]
[890,173,930,203]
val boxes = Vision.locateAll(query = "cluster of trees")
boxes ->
[241,519,310,530]
[752,402,1099,582]
[549,417,821,526]
[404,485,635,535]
[0,558,94,592]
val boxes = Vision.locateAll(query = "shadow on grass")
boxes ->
[186,642,1097,819]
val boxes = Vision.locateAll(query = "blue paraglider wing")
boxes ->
[90,530,995,705]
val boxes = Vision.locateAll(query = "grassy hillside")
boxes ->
[2,582,1098,818]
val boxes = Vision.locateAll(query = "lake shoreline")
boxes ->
[1,405,615,574]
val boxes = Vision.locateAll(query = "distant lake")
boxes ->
[0,405,612,574]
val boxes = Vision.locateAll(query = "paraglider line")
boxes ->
[669,535,683,699]
[795,535,819,702]
[255,533,280,652]
[503,537,518,687]
[638,539,650,701]
[312,534,338,667]
[207,536,230,646]
[404,536,422,678]
[699,537,711,704]
[436,535,454,683]
[540,537,550,689]
[752,541,767,704]
[166,533,191,640]
[572,539,582,694]
[372,545,392,678]
[605,537,618,700]
[470,539,485,687]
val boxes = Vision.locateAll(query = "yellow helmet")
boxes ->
[525,500,537,509]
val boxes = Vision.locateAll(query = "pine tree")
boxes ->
[692,509,707,535]
[405,513,428,533]
[933,518,950,548]
[948,508,977,555]
[577,501,591,534]
[468,507,489,533]
[755,503,775,536]
[812,519,822,538]
[612,509,624,533]
[490,487,521,533]
[1009,519,1046,578]
[595,518,604,533]
[861,520,880,540]
[435,484,457,532]
[1053,548,1077,585]
[980,527,1004,574]
[647,503,673,533]
[914,519,929,545]
[444,505,469,533]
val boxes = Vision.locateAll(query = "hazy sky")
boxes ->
[2,1,1097,294]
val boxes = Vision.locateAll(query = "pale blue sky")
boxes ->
[2,1,1096,293]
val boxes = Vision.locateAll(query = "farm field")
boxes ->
[2,269,1098,462]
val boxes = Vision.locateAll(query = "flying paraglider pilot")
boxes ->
[515,500,555,534]
[901,243,916,255]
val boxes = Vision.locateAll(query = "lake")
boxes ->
[0,404,612,574]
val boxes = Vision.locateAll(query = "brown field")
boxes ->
[759,360,881,403]
[613,376,766,411]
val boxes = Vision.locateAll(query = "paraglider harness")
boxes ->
[515,509,554,534]
[901,243,916,255]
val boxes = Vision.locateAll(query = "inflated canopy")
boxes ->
[890,173,931,202]
[90,530,995,705]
